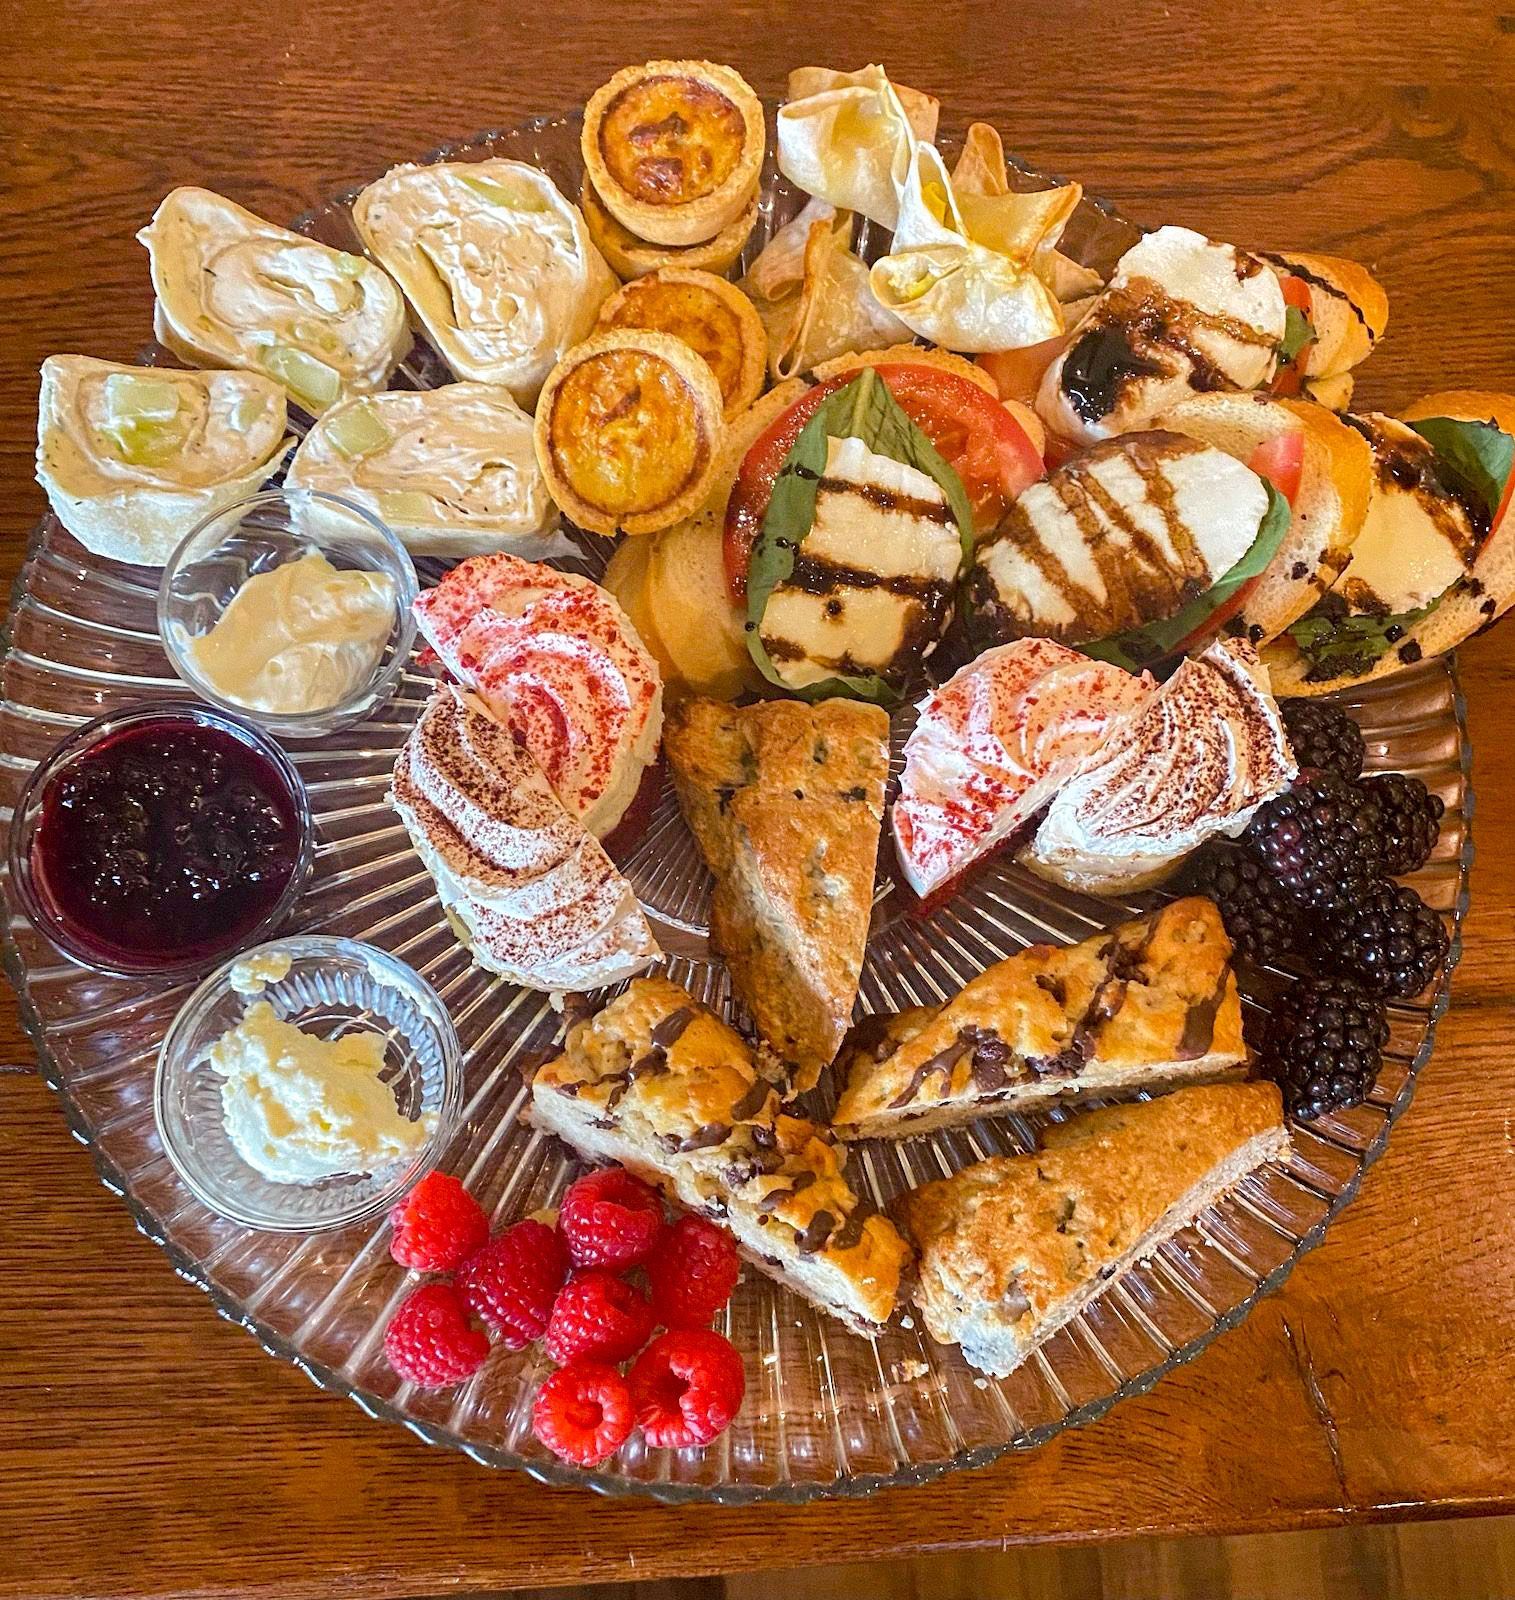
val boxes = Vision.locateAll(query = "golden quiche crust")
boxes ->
[583,60,765,247]
[533,328,725,536]
[596,267,767,418]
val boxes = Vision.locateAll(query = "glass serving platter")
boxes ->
[0,110,1473,1503]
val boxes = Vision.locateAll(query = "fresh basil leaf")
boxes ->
[1406,415,1515,526]
[1285,594,1441,681]
[1081,481,1294,671]
[744,367,972,701]
[1278,306,1316,364]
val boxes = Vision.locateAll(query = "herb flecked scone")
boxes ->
[833,897,1247,1140]
[665,697,890,1095]
[895,1081,1290,1376]
[530,976,911,1333]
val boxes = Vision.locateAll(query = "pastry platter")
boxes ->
[1,70,1491,1502]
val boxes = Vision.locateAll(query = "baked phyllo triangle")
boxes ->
[895,1080,1289,1376]
[665,696,889,1095]
[833,898,1247,1140]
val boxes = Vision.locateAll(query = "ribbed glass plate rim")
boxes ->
[0,115,1477,1503]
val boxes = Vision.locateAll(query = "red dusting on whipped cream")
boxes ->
[413,553,662,838]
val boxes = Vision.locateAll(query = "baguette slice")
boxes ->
[529,976,911,1334]
[1158,391,1373,643]
[832,898,1246,1141]
[895,1081,1290,1376]
[1257,249,1389,380]
[1263,389,1515,696]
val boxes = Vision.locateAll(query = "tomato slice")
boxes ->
[976,339,1069,408]
[1247,430,1305,508]
[1269,275,1316,398]
[723,363,1045,600]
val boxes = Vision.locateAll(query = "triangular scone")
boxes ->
[895,1081,1290,1376]
[530,977,911,1334]
[665,697,890,1095]
[833,898,1246,1140]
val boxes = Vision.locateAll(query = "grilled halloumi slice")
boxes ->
[757,433,963,690]
[1037,226,1286,446]
[968,431,1269,649]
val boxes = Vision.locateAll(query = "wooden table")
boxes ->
[3,3,1514,1595]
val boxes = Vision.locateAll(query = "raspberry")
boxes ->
[648,1215,741,1328]
[532,1361,634,1467]
[629,1329,746,1449]
[383,1283,490,1389]
[558,1166,665,1269]
[455,1220,568,1350]
[545,1269,656,1364]
[388,1171,489,1272]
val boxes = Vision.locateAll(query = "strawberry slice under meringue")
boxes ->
[391,686,659,992]
[893,638,1152,899]
[412,552,662,839]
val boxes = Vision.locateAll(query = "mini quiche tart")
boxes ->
[580,175,758,281]
[533,329,725,536]
[595,268,767,418]
[582,60,765,248]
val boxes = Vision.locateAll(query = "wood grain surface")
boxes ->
[2,2,1514,1596]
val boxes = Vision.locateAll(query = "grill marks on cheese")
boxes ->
[758,435,962,686]
[972,431,1267,646]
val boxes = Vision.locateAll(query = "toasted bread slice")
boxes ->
[529,976,911,1333]
[1258,249,1389,379]
[833,899,1247,1140]
[1158,391,1373,642]
[1263,389,1515,695]
[666,697,890,1094]
[895,1081,1289,1376]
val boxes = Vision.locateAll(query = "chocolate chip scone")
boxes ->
[530,975,911,1334]
[665,697,890,1096]
[833,898,1246,1140]
[895,1081,1290,1377]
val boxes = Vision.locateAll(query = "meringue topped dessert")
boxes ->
[893,637,1152,900]
[391,687,658,993]
[412,553,662,840]
[1022,637,1297,892]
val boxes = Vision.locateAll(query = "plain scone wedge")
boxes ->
[894,1080,1290,1377]
[529,976,912,1335]
[833,898,1247,1141]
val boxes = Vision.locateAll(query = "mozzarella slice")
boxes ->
[1037,226,1285,444]
[973,432,1268,645]
[1338,415,1481,615]
[758,434,962,688]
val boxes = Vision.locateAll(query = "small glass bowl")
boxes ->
[155,936,462,1231]
[8,700,314,980]
[158,487,418,738]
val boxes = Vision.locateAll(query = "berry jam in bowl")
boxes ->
[155,936,462,1232]
[9,701,313,979]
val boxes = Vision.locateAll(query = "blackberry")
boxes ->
[1280,700,1365,781]
[1259,976,1390,1121]
[1317,878,1449,998]
[1243,772,1382,910]
[1359,772,1445,876]
[1179,844,1300,966]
